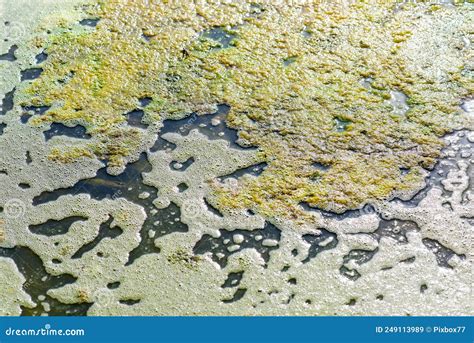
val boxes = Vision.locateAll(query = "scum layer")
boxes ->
[17,0,474,219]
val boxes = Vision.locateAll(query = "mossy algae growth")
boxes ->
[17,0,473,219]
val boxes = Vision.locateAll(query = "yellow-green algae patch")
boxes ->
[17,0,473,218]
[167,248,203,271]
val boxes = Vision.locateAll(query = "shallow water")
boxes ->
[0,246,91,315]
[6,105,256,315]
[9,120,470,315]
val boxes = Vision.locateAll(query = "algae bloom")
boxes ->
[18,0,473,219]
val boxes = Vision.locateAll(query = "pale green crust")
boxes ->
[0,0,472,317]
[17,0,473,217]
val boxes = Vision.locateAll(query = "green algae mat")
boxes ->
[0,0,473,316]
